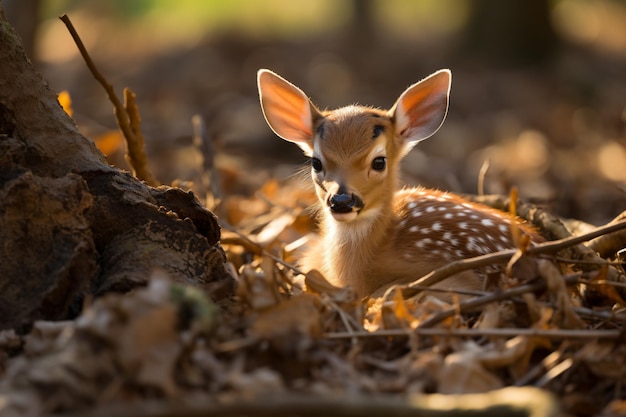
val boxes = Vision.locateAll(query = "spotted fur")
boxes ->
[257,69,540,298]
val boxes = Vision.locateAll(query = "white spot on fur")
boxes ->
[426,206,436,213]
[481,218,495,227]
[415,238,434,249]
[409,225,419,233]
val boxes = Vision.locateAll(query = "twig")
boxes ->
[477,159,490,196]
[59,14,157,186]
[587,210,626,258]
[416,274,582,328]
[325,327,622,340]
[219,220,306,277]
[123,88,156,185]
[55,388,561,417]
[192,114,221,210]
[398,220,626,299]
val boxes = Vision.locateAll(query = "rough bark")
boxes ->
[0,8,232,331]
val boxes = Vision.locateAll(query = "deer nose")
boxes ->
[328,193,363,213]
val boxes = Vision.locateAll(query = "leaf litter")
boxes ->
[3,33,626,412]
[1,173,625,416]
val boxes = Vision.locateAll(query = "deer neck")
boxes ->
[319,184,397,295]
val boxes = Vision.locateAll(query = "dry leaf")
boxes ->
[438,347,503,394]
[237,264,282,310]
[93,130,125,156]
[588,266,626,306]
[57,90,73,117]
[478,336,550,378]
[250,293,322,345]
[255,212,296,246]
[538,259,585,329]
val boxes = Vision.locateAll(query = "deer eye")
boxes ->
[373,125,385,138]
[311,157,323,172]
[371,156,386,171]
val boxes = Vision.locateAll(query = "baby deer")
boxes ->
[257,69,538,297]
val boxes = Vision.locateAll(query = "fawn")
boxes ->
[257,69,538,298]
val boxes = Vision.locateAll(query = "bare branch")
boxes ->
[59,14,157,186]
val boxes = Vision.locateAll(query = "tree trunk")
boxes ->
[0,8,232,331]
[460,0,558,66]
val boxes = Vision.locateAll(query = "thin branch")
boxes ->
[325,327,622,340]
[417,274,582,328]
[192,114,221,210]
[398,220,626,299]
[60,389,560,417]
[59,14,157,186]
[123,88,156,185]
[219,220,306,277]
[477,159,490,196]
[587,210,626,258]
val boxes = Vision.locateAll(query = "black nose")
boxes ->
[329,193,359,213]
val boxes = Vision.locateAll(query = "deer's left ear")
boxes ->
[388,69,451,154]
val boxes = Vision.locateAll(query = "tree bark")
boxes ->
[0,8,232,331]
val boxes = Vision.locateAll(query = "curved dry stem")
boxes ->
[60,15,157,186]
[398,220,626,300]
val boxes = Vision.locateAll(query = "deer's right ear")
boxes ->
[257,69,321,156]
[388,69,451,155]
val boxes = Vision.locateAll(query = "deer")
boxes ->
[257,68,539,298]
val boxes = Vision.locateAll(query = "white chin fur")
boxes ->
[331,211,358,222]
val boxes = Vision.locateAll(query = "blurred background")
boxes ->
[5,0,626,224]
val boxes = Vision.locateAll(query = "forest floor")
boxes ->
[1,22,626,417]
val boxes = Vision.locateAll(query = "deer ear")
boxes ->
[257,69,322,156]
[388,69,451,153]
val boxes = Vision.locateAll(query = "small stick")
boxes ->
[587,210,626,258]
[192,114,222,210]
[219,220,306,277]
[398,220,626,298]
[416,273,582,328]
[477,159,490,196]
[59,14,157,186]
[325,327,621,340]
[123,88,156,185]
